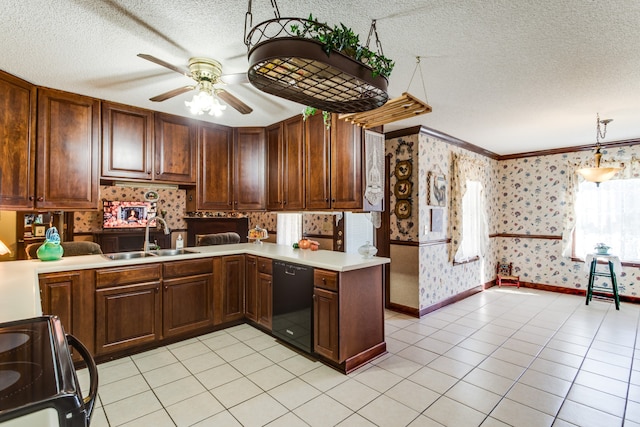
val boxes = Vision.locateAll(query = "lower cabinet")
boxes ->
[162,258,213,338]
[214,255,245,324]
[95,264,162,356]
[245,255,258,322]
[38,270,95,361]
[257,257,272,329]
[313,270,339,362]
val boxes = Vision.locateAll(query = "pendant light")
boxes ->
[576,113,621,186]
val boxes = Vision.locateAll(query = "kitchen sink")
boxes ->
[149,248,198,257]
[103,251,157,260]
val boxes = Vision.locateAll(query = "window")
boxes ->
[276,213,302,246]
[454,180,488,262]
[574,178,640,262]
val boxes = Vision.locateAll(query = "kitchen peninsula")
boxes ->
[0,243,389,373]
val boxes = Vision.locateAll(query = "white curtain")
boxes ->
[454,180,488,262]
[276,213,302,246]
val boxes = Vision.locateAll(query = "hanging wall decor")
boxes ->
[427,171,447,206]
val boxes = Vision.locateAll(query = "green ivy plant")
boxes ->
[302,106,331,129]
[290,14,394,79]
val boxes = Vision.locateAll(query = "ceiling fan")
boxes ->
[138,54,253,115]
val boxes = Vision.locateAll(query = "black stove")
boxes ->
[0,316,98,426]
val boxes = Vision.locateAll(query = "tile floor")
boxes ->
[78,287,640,426]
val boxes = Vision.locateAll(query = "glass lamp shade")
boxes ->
[576,167,621,184]
[185,91,227,116]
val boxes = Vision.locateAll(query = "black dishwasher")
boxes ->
[272,261,314,353]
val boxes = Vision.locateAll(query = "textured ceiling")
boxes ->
[1,0,639,155]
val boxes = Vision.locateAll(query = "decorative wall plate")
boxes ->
[394,160,412,180]
[394,179,412,199]
[394,199,411,219]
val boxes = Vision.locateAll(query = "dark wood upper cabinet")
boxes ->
[266,123,283,210]
[196,122,234,210]
[330,116,363,209]
[234,127,266,211]
[36,88,99,210]
[0,70,36,209]
[101,102,154,180]
[154,112,196,184]
[267,116,305,210]
[305,113,331,209]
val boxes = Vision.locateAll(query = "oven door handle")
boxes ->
[66,334,98,424]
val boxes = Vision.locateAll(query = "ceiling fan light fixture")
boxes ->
[185,89,227,117]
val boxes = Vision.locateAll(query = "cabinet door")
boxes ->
[283,116,305,210]
[305,113,331,209]
[245,255,258,322]
[266,123,283,210]
[102,102,154,180]
[36,88,99,210]
[234,127,266,210]
[95,281,161,355]
[154,112,196,183]
[331,117,363,209]
[0,70,36,209]
[39,270,95,360]
[313,287,340,362]
[163,274,212,338]
[258,272,272,330]
[197,122,234,210]
[218,255,245,323]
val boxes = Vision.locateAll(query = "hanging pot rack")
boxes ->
[243,1,391,113]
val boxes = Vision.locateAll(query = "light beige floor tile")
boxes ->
[463,369,515,395]
[166,337,199,349]
[574,370,628,398]
[229,393,288,427]
[142,361,191,388]
[408,365,458,394]
[407,414,446,426]
[457,337,499,355]
[490,398,554,427]
[351,364,403,393]
[479,417,511,427]
[102,390,162,426]
[88,406,109,427]
[268,378,322,410]
[506,382,563,416]
[385,379,440,413]
[430,330,467,345]
[396,345,439,365]
[414,336,455,355]
[261,342,299,363]
[374,354,422,378]
[132,349,179,373]
[180,350,226,374]
[215,342,256,362]
[626,400,640,424]
[445,380,502,414]
[97,359,140,385]
[477,356,526,381]
[200,332,240,351]
[191,410,243,426]
[537,347,585,368]
[293,394,353,427]
[389,328,427,345]
[244,333,279,351]
[120,409,175,427]
[357,394,419,427]
[326,378,380,411]
[153,375,207,407]
[546,339,589,357]
[491,347,536,367]
[567,383,626,417]
[402,322,439,337]
[300,364,350,392]
[428,355,474,379]
[229,351,273,375]
[247,363,296,391]
[210,376,263,408]
[528,357,578,382]
[586,347,632,368]
[518,365,572,397]
[265,412,309,427]
[226,325,266,341]
[556,399,623,427]
[278,353,321,376]
[423,396,486,427]
[98,374,150,405]
[195,363,243,389]
[336,413,379,426]
[580,357,630,382]
[168,340,212,361]
[385,336,411,353]
[165,391,225,427]
[443,345,487,365]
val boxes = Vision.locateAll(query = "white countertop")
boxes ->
[0,243,389,323]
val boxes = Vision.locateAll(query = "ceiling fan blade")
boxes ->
[138,53,192,78]
[220,72,249,85]
[150,86,195,102]
[216,90,253,114]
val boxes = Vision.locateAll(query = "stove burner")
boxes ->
[0,332,29,354]
[0,362,43,409]
[0,370,20,393]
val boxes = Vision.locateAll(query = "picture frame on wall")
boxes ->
[33,224,46,237]
[428,172,447,207]
[430,208,444,232]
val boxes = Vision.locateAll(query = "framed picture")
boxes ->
[428,172,447,206]
[33,225,46,237]
[430,208,444,232]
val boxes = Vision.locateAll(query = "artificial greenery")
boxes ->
[290,14,394,79]
[302,106,332,129]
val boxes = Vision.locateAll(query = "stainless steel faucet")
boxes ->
[144,217,170,252]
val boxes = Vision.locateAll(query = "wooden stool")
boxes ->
[586,254,620,310]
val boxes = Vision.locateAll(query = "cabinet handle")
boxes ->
[156,171,160,175]
[325,198,329,202]
[322,278,326,282]
[283,200,287,205]
[37,196,44,202]
[331,198,336,203]
[228,201,232,206]
[29,196,34,201]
